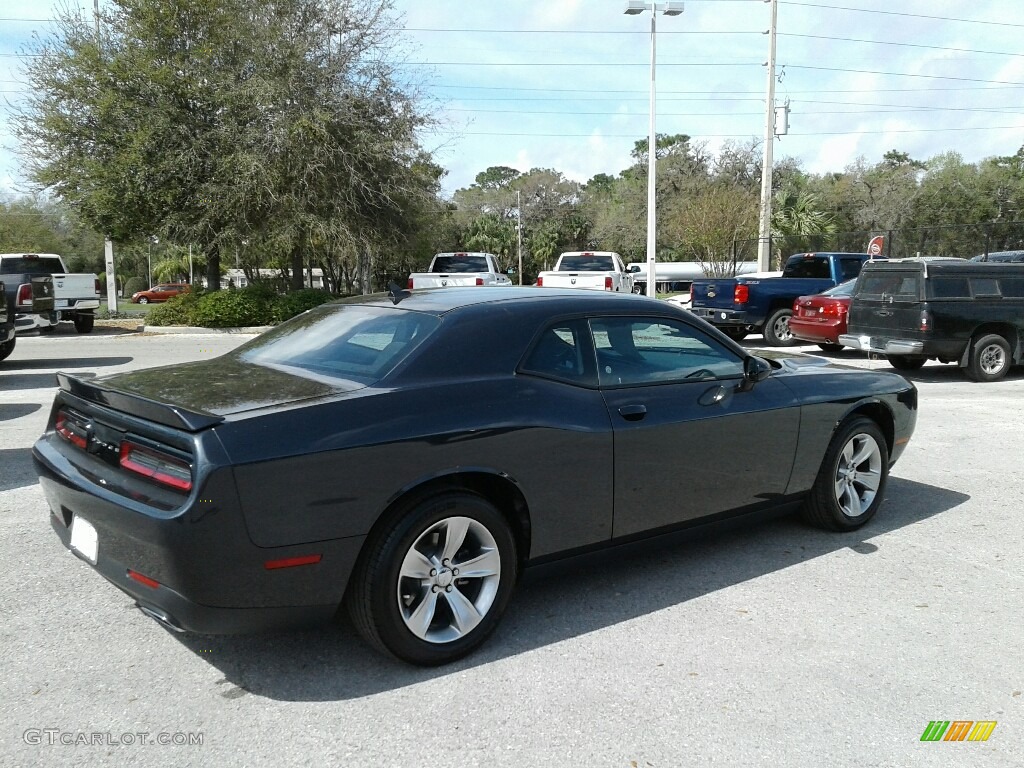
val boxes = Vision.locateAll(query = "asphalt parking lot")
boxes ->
[1,327,1021,767]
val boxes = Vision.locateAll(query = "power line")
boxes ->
[785,64,1024,87]
[780,33,1024,59]
[427,124,1024,139]
[780,1,1024,28]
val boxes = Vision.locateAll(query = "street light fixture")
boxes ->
[623,2,684,297]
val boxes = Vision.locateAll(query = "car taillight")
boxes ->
[16,283,33,308]
[55,412,88,450]
[407,278,414,290]
[94,278,102,295]
[604,276,613,290]
[119,440,192,492]
[919,309,931,332]
[734,284,749,304]
[536,276,544,287]
[689,284,695,303]
[476,277,484,286]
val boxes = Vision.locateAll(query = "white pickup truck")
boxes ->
[536,251,636,292]
[0,253,100,333]
[407,252,513,289]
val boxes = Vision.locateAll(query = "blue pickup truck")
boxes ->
[689,252,874,346]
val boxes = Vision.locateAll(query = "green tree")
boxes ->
[15,0,433,292]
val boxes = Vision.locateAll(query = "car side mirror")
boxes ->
[740,355,772,390]
[628,265,641,273]
[505,268,516,275]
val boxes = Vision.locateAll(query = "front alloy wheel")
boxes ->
[801,416,889,531]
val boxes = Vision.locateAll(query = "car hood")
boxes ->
[96,356,346,417]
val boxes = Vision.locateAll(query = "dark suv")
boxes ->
[840,258,1024,382]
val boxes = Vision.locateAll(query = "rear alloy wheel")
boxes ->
[763,308,797,346]
[74,314,94,334]
[801,416,889,531]
[722,327,749,342]
[0,336,14,362]
[886,355,926,371]
[817,343,844,353]
[348,492,517,666]
[966,333,1011,382]
[138,297,149,304]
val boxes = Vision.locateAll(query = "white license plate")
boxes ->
[69,517,98,564]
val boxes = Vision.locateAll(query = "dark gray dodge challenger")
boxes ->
[34,286,917,665]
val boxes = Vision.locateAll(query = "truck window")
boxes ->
[559,255,614,272]
[1,256,65,275]
[431,255,489,273]
[999,278,1024,298]
[928,277,970,299]
[782,256,830,279]
[970,278,1001,297]
[859,272,920,301]
[838,258,865,281]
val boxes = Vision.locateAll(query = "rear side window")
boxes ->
[520,320,596,385]
[971,278,1001,297]
[1000,278,1024,298]
[858,271,920,301]
[928,277,970,299]
[837,258,865,281]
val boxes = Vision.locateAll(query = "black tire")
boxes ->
[817,343,844,353]
[801,416,889,532]
[763,308,797,346]
[347,491,517,666]
[886,355,926,371]
[138,297,149,304]
[0,336,14,362]
[721,326,749,342]
[965,333,1011,382]
[74,314,95,334]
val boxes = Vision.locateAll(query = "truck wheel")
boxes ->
[0,336,14,362]
[74,314,95,334]
[886,355,926,371]
[631,284,644,295]
[966,333,1011,382]
[763,308,797,347]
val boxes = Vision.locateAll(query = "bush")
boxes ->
[145,285,338,327]
[146,289,204,326]
[271,288,336,323]
[122,277,148,297]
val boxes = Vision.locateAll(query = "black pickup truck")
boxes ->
[840,258,1024,382]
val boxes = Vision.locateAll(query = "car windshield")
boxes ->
[431,255,489,273]
[558,254,614,271]
[233,303,439,386]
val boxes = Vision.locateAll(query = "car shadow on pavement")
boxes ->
[0,448,43,493]
[0,373,66,392]
[173,476,968,702]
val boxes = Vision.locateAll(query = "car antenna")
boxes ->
[387,282,411,305]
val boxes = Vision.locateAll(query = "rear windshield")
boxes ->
[782,255,831,279]
[233,304,439,385]
[1,256,64,275]
[857,271,921,301]
[431,255,489,273]
[558,254,615,271]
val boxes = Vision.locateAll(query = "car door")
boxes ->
[590,315,801,538]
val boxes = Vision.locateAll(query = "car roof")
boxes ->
[340,286,659,316]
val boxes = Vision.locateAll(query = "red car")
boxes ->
[789,279,856,352]
[131,283,190,304]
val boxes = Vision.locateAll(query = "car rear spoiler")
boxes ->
[56,372,224,432]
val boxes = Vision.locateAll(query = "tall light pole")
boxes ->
[757,0,779,272]
[624,1,684,297]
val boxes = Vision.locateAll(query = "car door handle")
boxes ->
[617,404,647,421]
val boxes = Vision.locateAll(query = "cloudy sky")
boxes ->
[3,0,1023,198]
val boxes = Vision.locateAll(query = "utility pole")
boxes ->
[756,0,779,272]
[516,190,523,285]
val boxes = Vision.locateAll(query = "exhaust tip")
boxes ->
[136,602,186,633]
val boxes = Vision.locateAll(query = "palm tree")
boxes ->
[771,190,837,266]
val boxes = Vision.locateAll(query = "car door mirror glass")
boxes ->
[743,355,772,384]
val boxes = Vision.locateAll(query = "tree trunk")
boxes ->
[289,248,304,291]
[206,244,221,291]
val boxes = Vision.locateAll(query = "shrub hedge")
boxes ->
[122,277,148,297]
[147,285,337,328]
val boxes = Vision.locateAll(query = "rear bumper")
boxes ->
[839,334,924,355]
[15,312,57,331]
[790,317,844,344]
[690,307,754,327]
[34,439,365,634]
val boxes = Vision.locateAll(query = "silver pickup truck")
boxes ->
[0,253,100,333]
